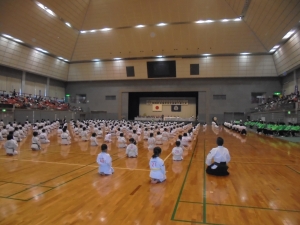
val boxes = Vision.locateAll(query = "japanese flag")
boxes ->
[152,104,162,112]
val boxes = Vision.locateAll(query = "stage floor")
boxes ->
[0,126,300,224]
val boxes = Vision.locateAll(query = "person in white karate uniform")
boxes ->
[149,147,166,183]
[162,128,169,142]
[81,127,88,141]
[61,128,71,145]
[104,132,112,143]
[206,137,231,176]
[117,133,127,148]
[155,131,163,145]
[126,138,138,158]
[1,126,8,139]
[148,133,156,150]
[181,133,190,147]
[39,129,50,144]
[143,128,149,140]
[90,133,98,146]
[96,144,114,175]
[31,131,41,150]
[172,141,184,161]
[4,134,18,155]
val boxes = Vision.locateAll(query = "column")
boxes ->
[21,71,26,94]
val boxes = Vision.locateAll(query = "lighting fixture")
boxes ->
[80,31,87,33]
[93,59,100,61]
[35,48,48,53]
[114,58,121,60]
[273,45,280,49]
[202,54,211,56]
[2,34,13,38]
[222,19,229,22]
[157,23,167,26]
[101,28,112,31]
[135,25,145,28]
[282,30,295,39]
[234,18,241,21]
[65,22,71,27]
[156,55,163,58]
[240,52,250,55]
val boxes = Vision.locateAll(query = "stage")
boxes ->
[134,116,196,122]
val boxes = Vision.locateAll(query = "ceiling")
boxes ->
[0,0,299,62]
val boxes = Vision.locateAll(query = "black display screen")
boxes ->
[147,61,176,78]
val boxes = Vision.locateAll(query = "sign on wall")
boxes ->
[152,104,162,111]
[146,100,188,105]
[171,105,181,112]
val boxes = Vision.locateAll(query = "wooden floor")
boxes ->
[0,125,300,225]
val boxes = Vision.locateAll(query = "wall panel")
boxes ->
[0,37,69,81]
[68,55,277,81]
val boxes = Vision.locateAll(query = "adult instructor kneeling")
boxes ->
[206,137,231,176]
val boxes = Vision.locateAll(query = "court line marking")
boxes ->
[286,165,300,174]
[171,136,199,221]
[179,201,300,213]
[163,152,173,162]
[171,219,224,225]
[0,180,53,188]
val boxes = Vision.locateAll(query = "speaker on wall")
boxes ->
[190,64,199,75]
[126,66,135,77]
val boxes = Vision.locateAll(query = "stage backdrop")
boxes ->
[139,97,196,118]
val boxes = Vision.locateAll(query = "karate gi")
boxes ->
[148,137,156,150]
[117,136,127,148]
[172,146,183,161]
[5,139,18,155]
[61,132,71,145]
[126,143,138,157]
[40,132,50,143]
[206,146,231,176]
[149,157,166,182]
[96,152,114,175]
[31,136,41,150]
[90,136,98,146]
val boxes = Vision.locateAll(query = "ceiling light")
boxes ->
[36,2,45,9]
[101,28,112,31]
[135,25,145,28]
[13,38,23,43]
[2,34,13,39]
[156,55,163,58]
[195,20,205,23]
[58,57,64,60]
[202,54,211,56]
[157,23,167,26]
[240,52,250,55]
[80,31,87,33]
[90,30,96,33]
[92,59,100,61]
[114,58,121,60]
[273,45,280,49]
[65,22,71,27]
[222,19,229,22]
[63,59,69,62]
[205,20,214,23]
[45,8,55,16]
[269,49,276,52]
[234,18,241,21]
[35,48,48,53]
[282,30,295,39]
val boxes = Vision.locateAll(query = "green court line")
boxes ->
[286,165,300,174]
[0,180,53,188]
[171,137,199,221]
[172,219,225,225]
[6,161,96,198]
[203,139,207,223]
[178,201,300,213]
[25,168,97,201]
[0,196,27,201]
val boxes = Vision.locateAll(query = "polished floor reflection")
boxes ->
[0,125,300,225]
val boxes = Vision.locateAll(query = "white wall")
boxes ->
[139,97,196,118]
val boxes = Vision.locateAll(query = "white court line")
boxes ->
[164,152,173,162]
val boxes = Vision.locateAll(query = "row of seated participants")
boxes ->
[0,93,70,110]
[223,121,247,135]
[245,121,300,137]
